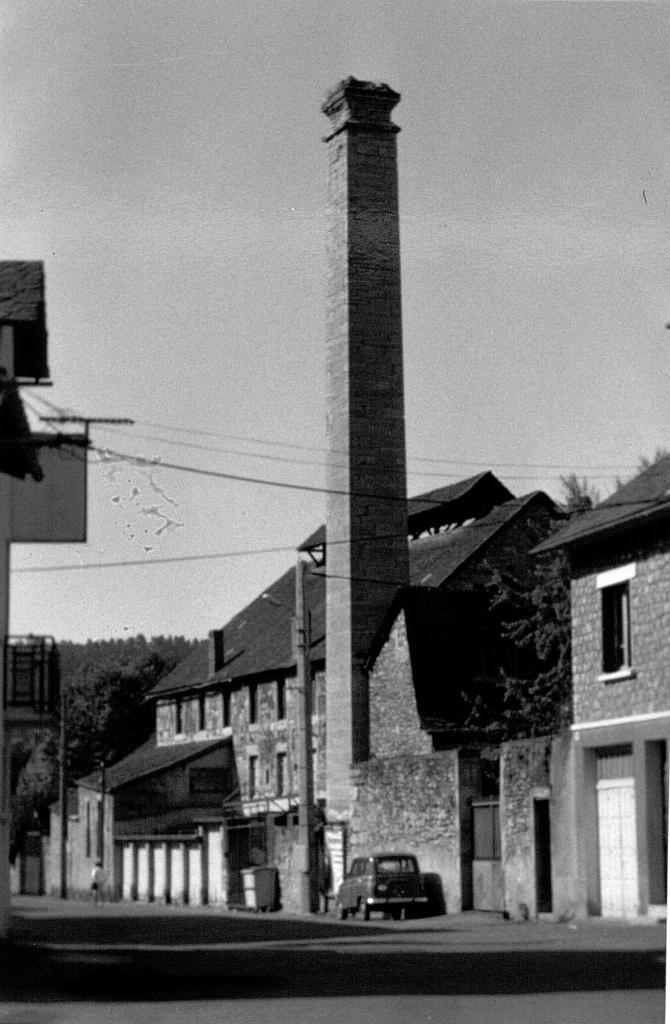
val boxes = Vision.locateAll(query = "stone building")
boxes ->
[534,456,669,920]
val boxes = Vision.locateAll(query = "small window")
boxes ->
[277,678,286,720]
[602,582,631,673]
[276,751,287,796]
[375,856,417,874]
[223,690,231,728]
[175,699,183,734]
[248,755,258,797]
[198,693,206,732]
[249,685,258,724]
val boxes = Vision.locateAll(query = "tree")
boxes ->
[486,545,573,738]
[484,453,667,739]
[61,636,198,782]
[10,734,59,859]
[481,474,597,740]
[10,634,198,852]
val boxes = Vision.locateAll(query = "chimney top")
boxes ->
[322,77,400,140]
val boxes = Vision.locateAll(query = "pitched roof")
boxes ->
[0,262,45,323]
[299,471,514,552]
[77,735,229,792]
[534,454,670,553]
[408,492,551,587]
[149,565,326,698]
[149,488,555,701]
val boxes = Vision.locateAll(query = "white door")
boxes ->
[207,828,223,905]
[137,843,150,901]
[170,844,185,903]
[153,844,167,902]
[597,777,638,917]
[188,844,202,905]
[122,843,134,901]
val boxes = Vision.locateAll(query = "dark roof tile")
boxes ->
[535,455,670,552]
[77,736,229,792]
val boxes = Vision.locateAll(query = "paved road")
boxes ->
[1,897,666,1024]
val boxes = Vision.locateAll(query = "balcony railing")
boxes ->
[3,635,59,714]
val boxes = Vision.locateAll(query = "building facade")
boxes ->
[536,457,670,919]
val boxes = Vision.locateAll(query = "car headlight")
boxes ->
[376,883,388,894]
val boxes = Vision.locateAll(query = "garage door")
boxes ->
[207,828,223,904]
[597,776,638,917]
[188,844,202,905]
[122,843,134,901]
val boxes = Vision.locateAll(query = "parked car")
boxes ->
[335,852,428,920]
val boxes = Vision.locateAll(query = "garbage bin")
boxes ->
[253,866,278,912]
[241,867,257,910]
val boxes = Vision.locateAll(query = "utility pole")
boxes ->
[294,556,317,913]
[58,674,67,899]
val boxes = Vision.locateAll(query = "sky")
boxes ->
[3,0,669,643]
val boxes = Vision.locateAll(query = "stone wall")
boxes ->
[500,733,578,921]
[155,668,327,804]
[368,610,433,758]
[500,737,551,920]
[349,751,461,912]
[571,541,670,723]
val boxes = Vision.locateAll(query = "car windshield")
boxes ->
[375,857,416,873]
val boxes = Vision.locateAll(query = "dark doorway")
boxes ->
[534,798,553,913]
[226,820,267,907]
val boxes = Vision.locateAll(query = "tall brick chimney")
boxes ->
[322,79,409,819]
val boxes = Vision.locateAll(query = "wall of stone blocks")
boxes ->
[500,733,578,921]
[349,750,462,913]
[154,667,327,805]
[500,737,551,920]
[368,610,433,759]
[571,540,670,724]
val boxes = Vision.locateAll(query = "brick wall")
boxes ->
[323,81,409,814]
[349,751,462,912]
[368,610,432,758]
[571,541,670,723]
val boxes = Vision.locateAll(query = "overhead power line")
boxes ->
[26,393,639,475]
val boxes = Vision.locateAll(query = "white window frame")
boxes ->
[597,563,635,681]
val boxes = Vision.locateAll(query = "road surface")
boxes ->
[1,896,665,1024]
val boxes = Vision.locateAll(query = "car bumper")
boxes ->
[365,895,428,907]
